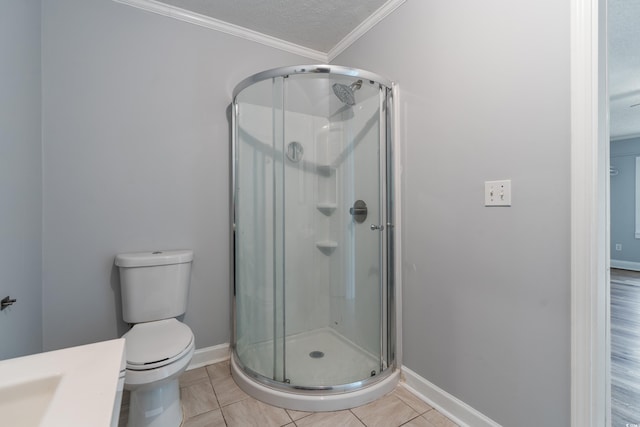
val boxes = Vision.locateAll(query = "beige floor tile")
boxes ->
[206,360,231,384]
[222,397,292,427]
[393,385,433,414]
[182,380,219,419]
[182,408,227,427]
[421,409,458,427]
[118,378,443,427]
[286,408,313,421]
[296,410,364,427]
[213,375,250,407]
[403,415,438,427]
[180,367,210,387]
[351,394,419,427]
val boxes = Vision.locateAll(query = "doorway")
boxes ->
[608,1,640,424]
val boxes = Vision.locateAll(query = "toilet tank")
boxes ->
[115,250,194,323]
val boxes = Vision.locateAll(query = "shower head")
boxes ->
[332,80,363,106]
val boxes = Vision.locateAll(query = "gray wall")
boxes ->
[610,137,640,265]
[41,0,313,351]
[0,0,43,359]
[334,1,570,426]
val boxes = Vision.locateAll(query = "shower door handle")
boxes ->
[370,224,384,231]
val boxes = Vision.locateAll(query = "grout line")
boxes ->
[399,413,423,426]
[284,409,294,425]
[208,375,229,426]
[349,408,367,426]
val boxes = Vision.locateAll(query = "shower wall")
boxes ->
[283,110,332,336]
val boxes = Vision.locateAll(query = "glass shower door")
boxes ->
[281,74,385,388]
[234,76,286,383]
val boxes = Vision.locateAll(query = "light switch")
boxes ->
[485,180,511,207]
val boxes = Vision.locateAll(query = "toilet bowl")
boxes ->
[115,250,195,427]
[124,319,195,427]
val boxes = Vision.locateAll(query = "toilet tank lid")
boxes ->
[115,250,193,268]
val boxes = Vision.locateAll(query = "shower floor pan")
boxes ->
[232,328,398,412]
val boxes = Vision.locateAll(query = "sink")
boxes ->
[0,339,125,427]
[0,374,62,427]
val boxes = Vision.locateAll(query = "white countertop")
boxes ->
[0,338,126,427]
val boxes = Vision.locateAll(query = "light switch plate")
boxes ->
[485,180,511,206]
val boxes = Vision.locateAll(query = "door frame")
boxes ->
[570,0,610,425]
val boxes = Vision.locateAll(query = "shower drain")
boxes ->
[309,351,324,359]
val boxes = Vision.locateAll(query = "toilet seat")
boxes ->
[123,318,194,371]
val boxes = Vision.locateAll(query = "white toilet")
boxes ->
[115,249,195,427]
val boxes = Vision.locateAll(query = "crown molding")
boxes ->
[327,0,406,61]
[112,0,328,62]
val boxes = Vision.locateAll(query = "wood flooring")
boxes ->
[611,268,640,427]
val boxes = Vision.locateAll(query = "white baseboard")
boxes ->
[611,259,640,271]
[187,343,230,370]
[401,366,501,427]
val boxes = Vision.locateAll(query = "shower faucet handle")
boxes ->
[350,200,368,223]
[370,224,385,231]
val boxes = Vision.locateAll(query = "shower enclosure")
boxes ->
[231,65,398,411]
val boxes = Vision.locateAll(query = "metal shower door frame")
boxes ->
[231,64,396,394]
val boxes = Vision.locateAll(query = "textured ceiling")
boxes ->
[609,0,640,140]
[155,0,389,53]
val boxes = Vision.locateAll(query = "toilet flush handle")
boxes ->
[1,296,17,310]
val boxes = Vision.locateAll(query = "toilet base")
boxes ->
[128,378,183,427]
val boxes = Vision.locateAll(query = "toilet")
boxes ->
[115,249,195,427]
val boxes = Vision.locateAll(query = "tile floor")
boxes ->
[119,360,458,427]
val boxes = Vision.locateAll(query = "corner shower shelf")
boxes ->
[316,203,337,215]
[315,240,338,255]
